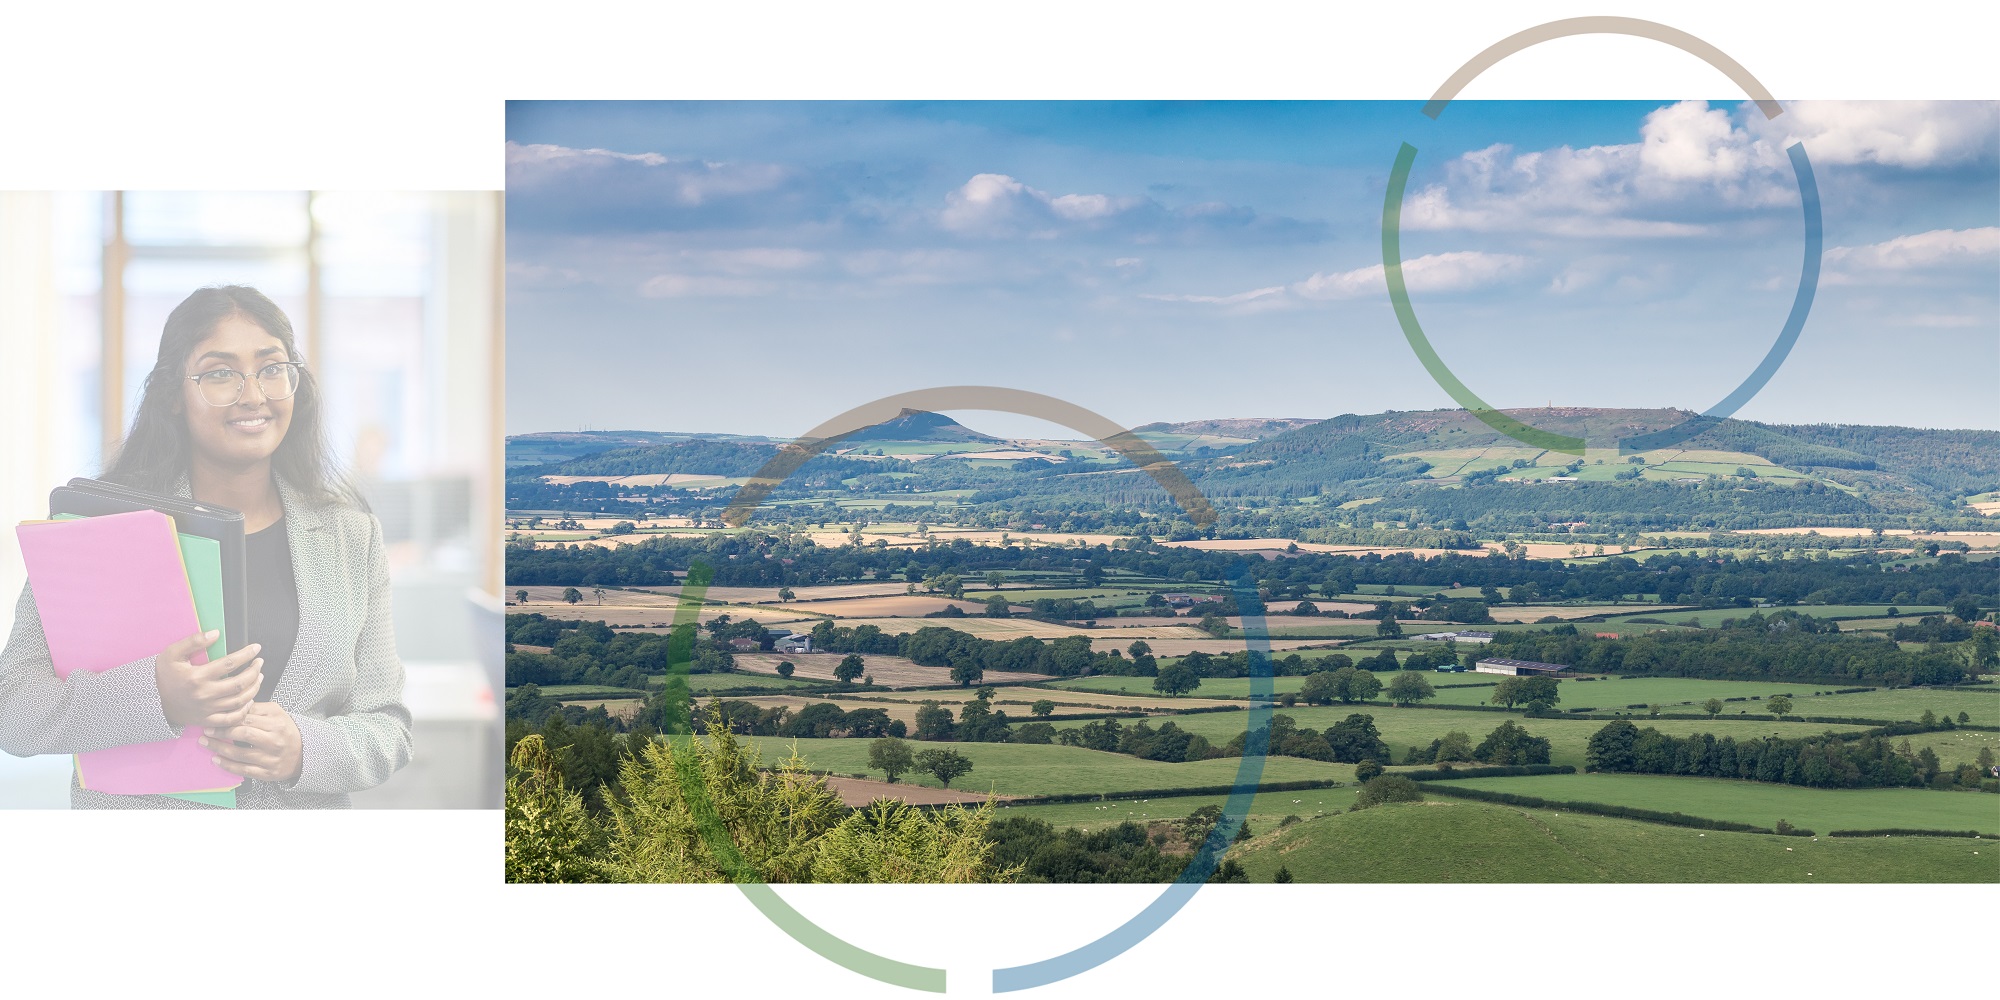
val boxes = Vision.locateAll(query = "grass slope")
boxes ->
[1226,799,1996,882]
[1449,772,2000,835]
[1001,788,1354,832]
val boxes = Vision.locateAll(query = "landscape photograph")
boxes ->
[502,100,2000,887]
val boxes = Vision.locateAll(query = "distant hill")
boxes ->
[506,429,772,468]
[1132,417,1319,440]
[840,409,1001,443]
[1240,408,2000,501]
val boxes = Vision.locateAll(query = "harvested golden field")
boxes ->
[1479,542,1638,560]
[1120,637,1328,656]
[559,698,643,720]
[863,688,1246,713]
[832,618,1211,641]
[625,582,914,605]
[521,533,705,549]
[533,606,815,628]
[1489,604,1681,622]
[772,595,993,618]
[728,651,1048,687]
[512,585,682,607]
[1733,528,2000,547]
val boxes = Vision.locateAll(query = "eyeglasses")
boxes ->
[185,361,307,407]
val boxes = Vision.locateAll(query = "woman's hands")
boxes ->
[200,702,303,784]
[155,631,262,731]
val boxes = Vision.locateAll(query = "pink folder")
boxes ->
[16,509,240,795]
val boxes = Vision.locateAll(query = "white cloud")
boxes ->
[1744,101,2000,168]
[1295,251,1531,300]
[1405,101,1999,240]
[1826,227,2000,270]
[940,173,1142,237]
[1143,250,1530,310]
[1823,227,2000,285]
[504,140,787,206]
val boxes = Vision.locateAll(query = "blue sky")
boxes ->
[505,101,1999,439]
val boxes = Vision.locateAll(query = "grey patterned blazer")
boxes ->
[0,474,412,808]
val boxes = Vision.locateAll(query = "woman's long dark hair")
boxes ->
[104,285,362,509]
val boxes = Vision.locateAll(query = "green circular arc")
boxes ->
[1381,140,1588,456]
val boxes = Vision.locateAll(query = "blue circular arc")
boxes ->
[991,564,1271,993]
[1615,142,1821,453]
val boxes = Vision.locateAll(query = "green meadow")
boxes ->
[1225,800,1995,883]
[1448,772,2000,835]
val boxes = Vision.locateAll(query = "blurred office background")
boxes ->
[0,191,503,808]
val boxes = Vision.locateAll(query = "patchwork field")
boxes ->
[828,617,1210,640]
[1225,800,1995,883]
[702,737,1352,796]
[862,688,1247,713]
[1788,687,2000,727]
[1448,772,2000,835]
[725,651,1028,688]
[1000,788,1355,832]
[1489,604,1670,622]
[771,595,992,617]
[1605,605,1939,627]
[1424,676,1839,710]
[1048,675,1312,699]
[679,673,829,694]
[822,776,1002,807]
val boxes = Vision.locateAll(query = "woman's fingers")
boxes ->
[202,722,275,749]
[203,735,274,767]
[192,643,262,682]
[194,660,262,702]
[161,630,221,666]
[199,706,251,729]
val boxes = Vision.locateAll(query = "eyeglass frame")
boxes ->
[182,360,309,407]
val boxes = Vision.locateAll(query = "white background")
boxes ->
[2,2,1995,997]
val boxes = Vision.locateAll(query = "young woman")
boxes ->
[0,285,411,808]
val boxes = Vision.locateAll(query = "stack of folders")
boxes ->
[16,479,250,807]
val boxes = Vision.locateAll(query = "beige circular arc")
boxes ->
[1422,16,1786,121]
[721,385,1217,528]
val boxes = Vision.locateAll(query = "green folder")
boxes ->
[58,516,237,808]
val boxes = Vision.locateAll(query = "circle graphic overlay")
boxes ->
[652,387,1274,993]
[1381,16,1822,456]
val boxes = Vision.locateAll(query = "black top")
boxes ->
[245,516,300,702]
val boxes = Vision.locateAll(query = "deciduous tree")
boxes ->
[869,736,915,783]
[915,748,974,788]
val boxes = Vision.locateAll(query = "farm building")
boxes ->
[1162,593,1198,607]
[1474,658,1570,676]
[1418,630,1495,643]
[726,637,761,652]
[772,633,812,653]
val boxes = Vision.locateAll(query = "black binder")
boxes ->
[48,478,249,655]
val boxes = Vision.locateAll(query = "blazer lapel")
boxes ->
[272,476,331,710]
